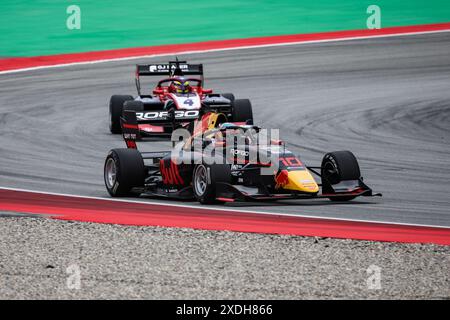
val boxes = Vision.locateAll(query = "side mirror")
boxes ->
[202,88,213,94]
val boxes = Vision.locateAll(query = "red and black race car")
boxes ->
[109,59,253,136]
[103,110,381,204]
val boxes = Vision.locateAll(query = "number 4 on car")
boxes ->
[108,59,253,137]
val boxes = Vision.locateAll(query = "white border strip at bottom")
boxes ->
[1,186,449,230]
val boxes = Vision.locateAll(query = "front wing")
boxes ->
[214,180,382,202]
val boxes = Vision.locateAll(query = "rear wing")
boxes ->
[136,62,203,76]
[135,60,204,95]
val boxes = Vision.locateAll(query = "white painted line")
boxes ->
[1,185,449,230]
[1,29,449,76]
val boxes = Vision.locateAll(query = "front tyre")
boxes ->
[321,151,361,201]
[104,149,145,197]
[231,99,253,123]
[109,95,133,134]
[123,100,144,112]
[222,93,235,103]
[193,164,231,204]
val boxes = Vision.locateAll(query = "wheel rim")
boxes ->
[194,165,208,196]
[105,158,117,189]
[323,159,339,184]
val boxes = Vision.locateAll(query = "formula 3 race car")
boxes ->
[108,59,253,136]
[103,111,381,204]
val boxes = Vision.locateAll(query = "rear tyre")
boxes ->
[104,149,145,197]
[231,99,253,123]
[222,93,235,102]
[193,163,231,204]
[109,95,133,134]
[321,151,361,201]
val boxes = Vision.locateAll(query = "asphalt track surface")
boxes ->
[1,32,450,227]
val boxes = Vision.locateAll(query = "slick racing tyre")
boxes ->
[231,99,253,124]
[321,151,361,201]
[193,163,231,204]
[109,95,133,134]
[104,148,145,197]
[222,93,235,103]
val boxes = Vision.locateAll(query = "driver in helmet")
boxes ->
[168,77,192,94]
[219,123,258,145]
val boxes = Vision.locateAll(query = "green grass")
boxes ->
[1,0,449,57]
